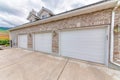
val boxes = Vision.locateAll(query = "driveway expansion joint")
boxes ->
[57,58,69,80]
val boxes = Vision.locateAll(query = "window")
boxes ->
[41,15,47,19]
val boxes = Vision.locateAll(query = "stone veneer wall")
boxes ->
[118,32,120,59]
[114,32,119,59]
[10,8,120,58]
[114,7,120,59]
[116,28,120,59]
[52,31,59,53]
[114,32,120,60]
[28,33,33,50]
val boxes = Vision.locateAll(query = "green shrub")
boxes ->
[5,44,9,47]
[0,40,9,45]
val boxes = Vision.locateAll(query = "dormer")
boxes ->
[27,9,40,22]
[37,7,54,19]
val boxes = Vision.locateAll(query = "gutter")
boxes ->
[110,0,120,66]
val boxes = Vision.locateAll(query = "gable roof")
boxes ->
[10,0,117,31]
[27,9,40,21]
[37,7,55,17]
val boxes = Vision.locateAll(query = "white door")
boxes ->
[33,33,52,53]
[18,35,27,49]
[59,28,107,64]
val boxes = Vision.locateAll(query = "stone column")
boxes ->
[114,25,120,59]
[114,32,119,59]
[52,30,59,54]
[28,33,33,50]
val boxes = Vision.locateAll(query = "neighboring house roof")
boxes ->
[27,7,54,22]
[27,9,40,21]
[9,0,117,31]
[38,7,55,17]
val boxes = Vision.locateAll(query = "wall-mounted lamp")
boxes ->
[53,31,57,37]
[114,25,120,33]
[29,33,32,38]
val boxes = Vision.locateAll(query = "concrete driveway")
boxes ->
[0,48,120,80]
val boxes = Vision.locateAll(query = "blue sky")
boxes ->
[0,0,102,28]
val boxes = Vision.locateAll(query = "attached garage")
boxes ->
[59,27,108,64]
[18,34,28,49]
[33,33,52,53]
[9,0,120,69]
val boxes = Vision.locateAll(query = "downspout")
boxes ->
[110,0,120,66]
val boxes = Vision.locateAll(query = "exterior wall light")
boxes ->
[29,33,32,38]
[114,25,119,33]
[53,30,57,37]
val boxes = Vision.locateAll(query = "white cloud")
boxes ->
[0,0,102,28]
[0,20,13,27]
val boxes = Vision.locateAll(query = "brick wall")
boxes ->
[114,7,120,59]
[10,8,120,57]
[28,33,33,49]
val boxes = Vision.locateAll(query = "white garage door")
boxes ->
[18,35,28,49]
[59,28,107,64]
[33,33,52,53]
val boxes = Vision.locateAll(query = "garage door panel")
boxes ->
[62,51,105,63]
[60,28,106,64]
[18,35,27,49]
[34,33,52,53]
